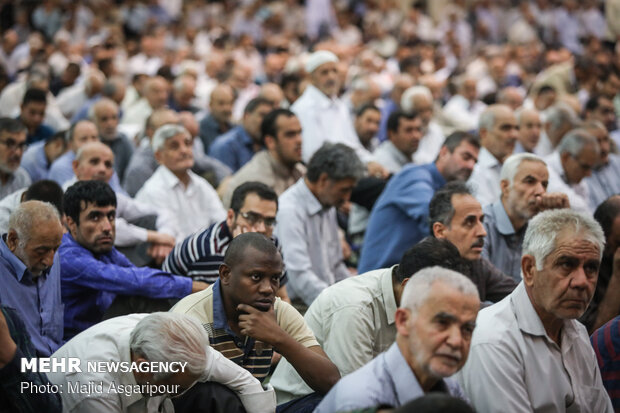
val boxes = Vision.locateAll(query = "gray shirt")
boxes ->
[275,179,350,305]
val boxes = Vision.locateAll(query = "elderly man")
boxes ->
[545,129,600,214]
[373,110,424,174]
[583,121,620,209]
[316,267,480,412]
[482,153,569,279]
[276,143,365,306]
[458,209,613,412]
[89,97,134,179]
[60,180,205,339]
[0,118,31,199]
[198,83,235,152]
[136,124,226,241]
[172,233,340,412]
[222,109,306,207]
[359,132,480,272]
[0,201,63,356]
[121,76,169,130]
[514,108,542,153]
[271,237,470,404]
[47,312,275,413]
[467,104,519,207]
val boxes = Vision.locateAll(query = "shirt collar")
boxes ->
[381,266,398,325]
[157,165,195,190]
[299,179,324,216]
[478,147,501,169]
[385,343,425,404]
[236,126,254,148]
[212,279,238,337]
[0,234,29,282]
[511,282,549,337]
[491,200,516,235]
[427,162,447,187]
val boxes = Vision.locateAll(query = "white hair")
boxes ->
[9,201,61,247]
[129,312,209,381]
[523,209,604,271]
[500,153,546,186]
[557,128,600,157]
[401,85,433,113]
[400,266,479,313]
[88,97,118,122]
[151,124,190,152]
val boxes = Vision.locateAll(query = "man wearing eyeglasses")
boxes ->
[0,118,30,200]
[163,181,290,301]
[544,128,600,214]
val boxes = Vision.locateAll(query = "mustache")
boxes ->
[471,238,484,249]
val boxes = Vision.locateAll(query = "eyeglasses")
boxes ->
[0,138,27,152]
[238,211,277,228]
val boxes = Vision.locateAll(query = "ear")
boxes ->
[132,356,155,384]
[432,221,446,238]
[394,308,411,337]
[154,150,163,165]
[65,215,78,238]
[521,254,537,288]
[264,135,276,150]
[6,229,19,252]
[560,151,570,165]
[500,179,510,198]
[71,159,79,176]
[219,263,231,285]
[317,172,329,188]
[226,209,235,228]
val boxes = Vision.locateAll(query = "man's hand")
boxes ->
[147,244,173,266]
[535,192,570,210]
[0,310,17,368]
[146,231,176,246]
[191,281,208,293]
[366,161,389,179]
[237,304,285,345]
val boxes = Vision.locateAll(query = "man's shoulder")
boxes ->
[470,295,519,346]
[310,269,388,313]
[171,284,215,322]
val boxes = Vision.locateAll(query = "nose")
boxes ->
[101,216,113,233]
[258,278,273,294]
[252,219,267,234]
[445,325,463,349]
[534,181,545,196]
[41,250,55,268]
[476,220,487,237]
[570,266,589,289]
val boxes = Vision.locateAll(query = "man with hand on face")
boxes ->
[482,153,569,280]
[430,182,517,302]
[315,267,480,412]
[172,233,340,412]
[458,209,613,412]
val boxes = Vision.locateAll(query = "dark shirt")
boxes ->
[580,255,613,332]
[17,116,54,145]
[209,125,258,172]
[469,257,518,303]
[591,315,620,412]
[199,113,231,153]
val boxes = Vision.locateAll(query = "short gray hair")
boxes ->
[306,143,365,182]
[9,200,61,247]
[515,107,539,125]
[129,312,209,381]
[401,86,432,113]
[522,209,604,270]
[545,102,581,133]
[500,153,546,186]
[557,128,600,157]
[400,266,479,313]
[152,124,190,152]
[88,97,118,122]
[479,104,511,132]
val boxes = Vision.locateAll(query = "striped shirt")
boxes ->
[163,220,287,285]
[172,279,318,382]
[591,315,620,411]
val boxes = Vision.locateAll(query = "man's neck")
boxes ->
[268,149,296,173]
[172,169,191,187]
[396,337,438,393]
[526,288,563,345]
[501,197,527,231]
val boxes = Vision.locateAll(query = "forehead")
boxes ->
[82,148,114,162]
[315,62,337,73]
[450,194,482,218]
[515,160,548,179]
[163,133,191,146]
[80,202,115,216]
[359,109,381,120]
[453,140,479,155]
[241,192,277,212]
[74,122,98,137]
[493,109,517,126]
[418,282,479,320]
[96,104,117,116]
[520,111,540,124]
[24,101,46,109]
[276,115,300,130]
[233,246,282,271]
[27,217,63,241]
[0,130,26,142]
[545,230,601,263]
[412,94,432,106]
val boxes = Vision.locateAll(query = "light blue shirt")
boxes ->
[0,235,63,357]
[21,141,49,182]
[315,342,465,412]
[584,154,620,210]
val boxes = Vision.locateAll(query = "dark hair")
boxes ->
[260,108,296,145]
[230,181,278,212]
[584,94,609,114]
[537,85,556,96]
[280,73,301,90]
[387,110,418,133]
[593,195,620,243]
[355,103,380,118]
[306,143,365,183]
[24,180,64,216]
[22,88,47,106]
[64,180,117,225]
[0,117,26,135]
[429,181,472,233]
[223,232,279,267]
[442,131,480,153]
[397,236,470,282]
[243,97,272,115]
[394,394,475,413]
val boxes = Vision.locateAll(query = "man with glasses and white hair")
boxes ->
[136,124,226,241]
[482,153,569,280]
[458,209,613,412]
[315,266,480,412]
[47,312,276,413]
[0,118,30,199]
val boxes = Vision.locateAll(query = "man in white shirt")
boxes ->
[121,76,169,130]
[47,312,275,413]
[514,108,542,153]
[136,124,226,241]
[467,104,519,207]
[374,111,424,174]
[443,77,487,131]
[458,209,613,413]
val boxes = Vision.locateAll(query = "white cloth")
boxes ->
[291,85,373,163]
[46,313,276,413]
[544,151,592,214]
[121,98,153,128]
[467,147,502,208]
[0,188,26,234]
[136,166,226,242]
[442,94,486,132]
[413,121,445,165]
[458,282,613,413]
[373,141,412,174]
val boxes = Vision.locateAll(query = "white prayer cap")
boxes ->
[305,50,339,74]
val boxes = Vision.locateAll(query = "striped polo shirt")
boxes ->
[591,315,620,411]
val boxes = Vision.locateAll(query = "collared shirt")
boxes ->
[359,163,446,272]
[316,342,464,412]
[468,147,502,208]
[584,154,620,210]
[458,282,613,413]
[591,315,620,411]
[271,267,398,403]
[545,151,592,214]
[47,313,276,413]
[482,200,527,281]
[222,150,306,208]
[443,94,487,131]
[413,121,445,165]
[19,118,55,145]
[275,179,351,305]
[0,235,63,357]
[120,97,153,128]
[59,232,192,339]
[0,188,25,234]
[208,125,257,172]
[373,140,412,174]
[199,113,231,152]
[0,167,30,200]
[291,84,373,163]
[21,140,50,182]
[135,165,226,242]
[172,280,318,383]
